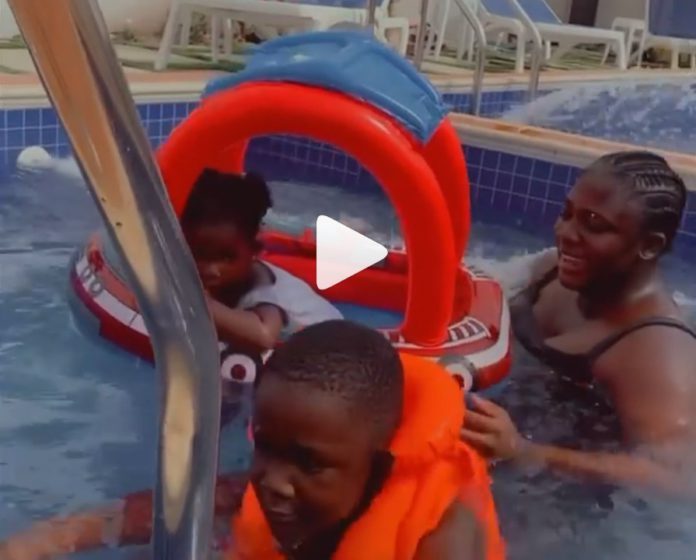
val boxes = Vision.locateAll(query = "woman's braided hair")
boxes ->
[586,151,687,251]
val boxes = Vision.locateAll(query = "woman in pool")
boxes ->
[182,169,342,352]
[462,151,696,494]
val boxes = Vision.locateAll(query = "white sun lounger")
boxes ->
[637,0,696,69]
[480,0,627,73]
[155,0,410,70]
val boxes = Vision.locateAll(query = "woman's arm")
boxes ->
[0,505,124,560]
[207,298,284,353]
[413,501,483,560]
[461,395,692,497]
[0,474,245,559]
[515,443,681,491]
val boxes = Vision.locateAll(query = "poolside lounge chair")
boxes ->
[636,0,696,69]
[479,0,627,73]
[155,0,410,70]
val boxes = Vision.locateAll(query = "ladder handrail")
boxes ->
[367,0,379,30]
[8,1,222,558]
[452,0,487,115]
[506,0,542,100]
[413,0,432,70]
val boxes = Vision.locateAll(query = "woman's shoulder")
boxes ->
[594,314,696,387]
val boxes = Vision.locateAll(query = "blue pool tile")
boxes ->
[550,163,571,184]
[479,168,496,189]
[514,156,533,177]
[482,150,499,170]
[7,110,23,128]
[682,212,696,237]
[25,128,40,146]
[175,103,189,118]
[568,167,582,185]
[547,182,568,202]
[6,147,21,165]
[137,105,148,120]
[532,160,552,181]
[499,153,517,173]
[147,122,161,139]
[7,129,23,148]
[25,110,40,128]
[40,108,57,127]
[468,165,482,185]
[527,198,545,220]
[685,193,696,214]
[542,202,562,229]
[41,127,58,146]
[529,179,548,199]
[476,186,495,205]
[465,146,483,166]
[508,193,526,216]
[497,172,513,192]
[511,176,530,196]
[148,104,162,120]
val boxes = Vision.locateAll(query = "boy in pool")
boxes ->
[182,169,342,353]
[0,321,504,560]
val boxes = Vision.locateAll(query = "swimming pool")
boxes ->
[2,160,696,559]
[2,68,696,557]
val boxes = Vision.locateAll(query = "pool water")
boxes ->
[503,81,696,156]
[2,164,696,558]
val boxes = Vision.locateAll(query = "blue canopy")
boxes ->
[203,30,449,143]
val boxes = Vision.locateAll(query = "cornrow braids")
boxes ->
[586,151,687,251]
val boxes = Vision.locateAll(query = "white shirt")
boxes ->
[237,260,343,334]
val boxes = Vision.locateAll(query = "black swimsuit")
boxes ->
[510,267,696,388]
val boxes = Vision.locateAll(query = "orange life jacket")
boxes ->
[228,353,505,560]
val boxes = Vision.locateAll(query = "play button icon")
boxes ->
[316,215,388,290]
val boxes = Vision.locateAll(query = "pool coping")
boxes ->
[451,114,696,188]
[431,66,696,90]
[2,65,696,105]
[0,70,218,107]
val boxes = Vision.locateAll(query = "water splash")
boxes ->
[503,81,696,155]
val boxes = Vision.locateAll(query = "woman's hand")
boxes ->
[461,395,528,462]
[0,538,41,560]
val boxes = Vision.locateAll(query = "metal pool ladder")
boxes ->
[412,0,542,113]
[8,0,222,559]
[410,0,487,116]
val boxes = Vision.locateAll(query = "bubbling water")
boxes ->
[503,81,696,155]
[5,154,696,558]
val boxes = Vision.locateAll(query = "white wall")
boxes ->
[595,0,645,28]
[0,0,172,39]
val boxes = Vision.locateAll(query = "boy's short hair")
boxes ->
[262,320,404,444]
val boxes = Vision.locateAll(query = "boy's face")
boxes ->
[251,374,377,551]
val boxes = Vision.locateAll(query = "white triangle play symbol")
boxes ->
[316,215,388,291]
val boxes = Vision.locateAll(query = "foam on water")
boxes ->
[3,156,696,558]
[503,81,696,154]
